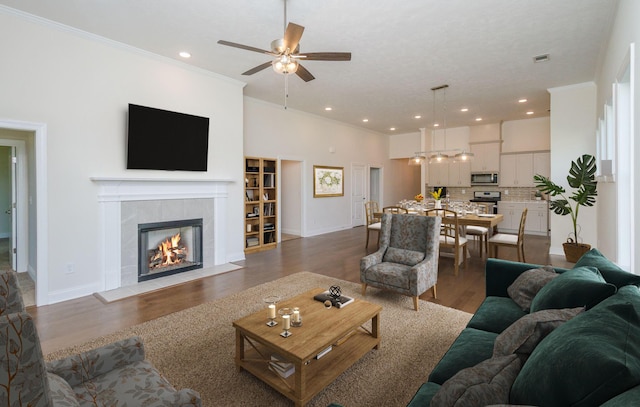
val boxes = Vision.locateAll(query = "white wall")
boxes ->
[388,132,420,159]
[547,83,598,256]
[244,98,388,237]
[0,9,245,303]
[281,160,302,236]
[469,123,501,143]
[384,159,421,206]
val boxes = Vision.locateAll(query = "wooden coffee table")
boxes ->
[233,287,382,407]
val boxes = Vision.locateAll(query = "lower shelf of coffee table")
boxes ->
[238,328,379,404]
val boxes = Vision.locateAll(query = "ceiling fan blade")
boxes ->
[295,64,315,82]
[217,40,271,55]
[299,52,352,61]
[242,61,272,76]
[283,23,305,53]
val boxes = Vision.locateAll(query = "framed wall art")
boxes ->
[313,165,344,197]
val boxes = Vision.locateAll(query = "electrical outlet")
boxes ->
[461,189,466,194]
[65,263,75,274]
[504,190,509,195]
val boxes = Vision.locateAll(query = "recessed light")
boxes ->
[475,117,483,121]
[414,115,422,119]
[526,111,534,115]
[433,123,440,127]
[390,127,396,131]
[460,108,469,112]
[179,51,191,58]
[325,107,332,111]
[519,98,528,103]
[362,118,369,122]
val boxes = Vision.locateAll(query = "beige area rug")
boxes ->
[45,272,472,406]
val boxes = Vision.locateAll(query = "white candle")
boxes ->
[283,314,291,330]
[268,304,276,319]
[293,309,300,323]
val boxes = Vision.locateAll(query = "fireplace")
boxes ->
[138,218,203,282]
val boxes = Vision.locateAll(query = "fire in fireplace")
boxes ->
[138,219,203,282]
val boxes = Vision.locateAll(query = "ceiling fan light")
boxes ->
[272,55,298,74]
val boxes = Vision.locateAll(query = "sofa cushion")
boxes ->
[507,266,557,311]
[574,248,640,288]
[383,246,424,266]
[361,262,411,290]
[431,354,522,407]
[510,285,640,407]
[466,297,527,334]
[530,266,616,312]
[493,307,584,357]
[428,328,498,385]
[47,373,81,406]
[406,382,441,407]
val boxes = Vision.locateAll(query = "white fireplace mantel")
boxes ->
[91,177,233,291]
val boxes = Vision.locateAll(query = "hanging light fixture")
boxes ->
[454,150,475,162]
[408,153,425,166]
[429,84,450,164]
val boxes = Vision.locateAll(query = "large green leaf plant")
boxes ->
[533,154,598,244]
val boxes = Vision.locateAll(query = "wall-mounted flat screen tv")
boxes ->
[127,104,210,171]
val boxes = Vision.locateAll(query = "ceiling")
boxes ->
[1,0,618,134]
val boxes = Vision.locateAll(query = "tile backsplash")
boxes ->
[427,186,546,202]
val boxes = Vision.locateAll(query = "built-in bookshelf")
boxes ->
[245,157,277,252]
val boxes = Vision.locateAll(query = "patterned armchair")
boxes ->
[360,213,441,311]
[0,270,201,407]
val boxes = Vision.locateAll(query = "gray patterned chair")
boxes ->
[0,270,201,407]
[360,213,441,311]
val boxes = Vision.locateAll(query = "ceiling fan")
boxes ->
[217,1,351,82]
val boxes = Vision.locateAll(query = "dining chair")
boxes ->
[465,206,489,257]
[425,208,468,276]
[382,206,409,214]
[488,208,528,262]
[364,201,382,249]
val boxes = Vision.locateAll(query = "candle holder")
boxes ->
[291,307,302,327]
[279,308,293,337]
[264,295,280,327]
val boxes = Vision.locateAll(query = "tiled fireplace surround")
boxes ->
[92,178,230,291]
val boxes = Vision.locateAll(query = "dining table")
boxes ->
[375,211,504,235]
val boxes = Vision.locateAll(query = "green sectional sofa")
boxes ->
[408,249,640,407]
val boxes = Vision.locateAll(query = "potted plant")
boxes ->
[533,154,598,262]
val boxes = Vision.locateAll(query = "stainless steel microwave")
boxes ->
[470,173,499,185]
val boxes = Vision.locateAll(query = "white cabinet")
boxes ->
[525,201,549,235]
[428,162,449,186]
[500,153,534,187]
[533,152,550,179]
[498,202,526,232]
[448,162,471,187]
[470,142,501,173]
[498,201,549,236]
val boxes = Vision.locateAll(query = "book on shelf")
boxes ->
[313,291,354,308]
[246,237,259,247]
[270,354,295,378]
[264,223,275,231]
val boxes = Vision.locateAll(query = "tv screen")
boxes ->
[127,104,210,171]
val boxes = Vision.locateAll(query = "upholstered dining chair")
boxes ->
[465,206,489,257]
[488,207,528,262]
[425,208,468,276]
[364,201,382,249]
[360,213,441,311]
[382,206,409,214]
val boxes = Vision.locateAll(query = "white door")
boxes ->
[9,147,16,270]
[351,164,366,226]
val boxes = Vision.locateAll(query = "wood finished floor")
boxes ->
[29,227,571,354]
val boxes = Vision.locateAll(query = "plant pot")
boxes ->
[562,241,591,263]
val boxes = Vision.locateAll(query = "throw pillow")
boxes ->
[510,285,640,406]
[529,266,616,312]
[493,307,584,357]
[507,266,557,311]
[430,354,522,407]
[383,247,425,266]
[574,248,640,288]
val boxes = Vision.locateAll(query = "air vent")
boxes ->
[533,54,550,63]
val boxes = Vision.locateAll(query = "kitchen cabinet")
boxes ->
[533,152,550,179]
[525,201,549,235]
[470,142,501,173]
[448,161,471,187]
[498,201,549,236]
[500,153,534,187]
[428,161,449,186]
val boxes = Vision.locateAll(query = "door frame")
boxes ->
[278,157,305,239]
[350,163,367,227]
[0,119,48,306]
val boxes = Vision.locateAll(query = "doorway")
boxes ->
[280,159,304,241]
[369,166,383,205]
